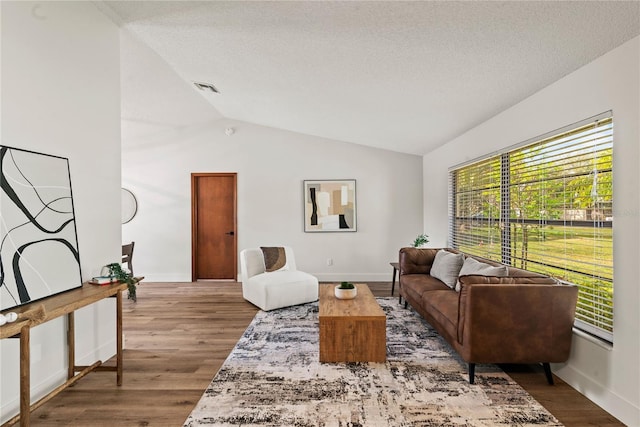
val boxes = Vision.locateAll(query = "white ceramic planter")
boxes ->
[335,286,357,300]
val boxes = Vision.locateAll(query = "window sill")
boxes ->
[573,328,613,351]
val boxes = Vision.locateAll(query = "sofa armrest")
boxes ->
[399,247,458,275]
[457,281,578,363]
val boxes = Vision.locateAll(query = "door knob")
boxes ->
[225,231,235,235]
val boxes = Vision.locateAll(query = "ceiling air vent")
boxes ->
[194,82,219,93]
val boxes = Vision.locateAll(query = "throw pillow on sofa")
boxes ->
[430,250,464,289]
[455,257,508,291]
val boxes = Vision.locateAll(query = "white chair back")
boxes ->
[240,246,297,281]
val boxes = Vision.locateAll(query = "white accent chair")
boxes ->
[240,246,319,311]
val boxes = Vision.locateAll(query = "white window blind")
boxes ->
[449,156,502,261]
[449,113,613,342]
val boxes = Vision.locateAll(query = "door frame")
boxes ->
[191,172,238,281]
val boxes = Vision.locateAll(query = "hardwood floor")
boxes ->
[12,281,623,426]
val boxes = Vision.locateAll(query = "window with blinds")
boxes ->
[449,156,502,261]
[449,113,614,343]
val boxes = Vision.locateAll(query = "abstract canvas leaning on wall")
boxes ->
[0,146,82,311]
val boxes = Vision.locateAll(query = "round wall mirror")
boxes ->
[121,188,138,224]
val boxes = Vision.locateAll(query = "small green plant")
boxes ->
[412,234,429,247]
[106,263,138,302]
[338,281,355,289]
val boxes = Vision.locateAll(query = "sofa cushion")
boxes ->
[455,257,508,291]
[457,275,558,287]
[430,250,464,289]
[399,248,439,275]
[502,266,550,278]
[420,290,459,343]
[401,274,450,303]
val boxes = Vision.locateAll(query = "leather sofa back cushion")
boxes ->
[399,248,439,275]
[430,250,465,289]
[458,275,558,286]
[454,257,508,291]
[461,253,548,279]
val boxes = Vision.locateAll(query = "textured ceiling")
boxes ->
[102,1,640,155]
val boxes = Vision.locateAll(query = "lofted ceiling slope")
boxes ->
[102,1,640,155]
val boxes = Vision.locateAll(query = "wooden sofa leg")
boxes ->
[543,363,554,385]
[469,363,475,384]
[404,301,408,309]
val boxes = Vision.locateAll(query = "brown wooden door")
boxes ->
[191,173,237,280]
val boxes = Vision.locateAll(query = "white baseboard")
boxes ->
[0,370,67,424]
[139,274,192,282]
[235,273,392,283]
[312,273,392,283]
[554,364,639,426]
[0,339,117,425]
[152,273,393,283]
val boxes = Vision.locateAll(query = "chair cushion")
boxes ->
[247,270,312,287]
[242,270,319,311]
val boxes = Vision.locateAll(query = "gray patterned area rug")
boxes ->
[184,298,561,427]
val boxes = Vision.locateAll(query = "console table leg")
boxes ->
[67,312,75,380]
[20,325,30,427]
[116,290,123,386]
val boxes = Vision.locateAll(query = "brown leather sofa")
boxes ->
[399,247,578,384]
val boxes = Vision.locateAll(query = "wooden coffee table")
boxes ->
[319,283,386,362]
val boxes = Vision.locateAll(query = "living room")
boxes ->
[1,1,638,426]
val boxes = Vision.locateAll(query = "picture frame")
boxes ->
[303,180,357,232]
[0,146,82,310]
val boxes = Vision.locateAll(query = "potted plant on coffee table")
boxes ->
[334,282,357,299]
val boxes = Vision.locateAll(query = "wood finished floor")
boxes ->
[13,281,623,426]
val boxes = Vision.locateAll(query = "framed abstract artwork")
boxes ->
[0,146,82,311]
[303,180,357,232]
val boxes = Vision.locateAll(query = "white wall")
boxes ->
[120,31,424,283]
[423,37,640,426]
[0,2,121,422]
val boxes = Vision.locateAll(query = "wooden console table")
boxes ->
[0,281,128,427]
